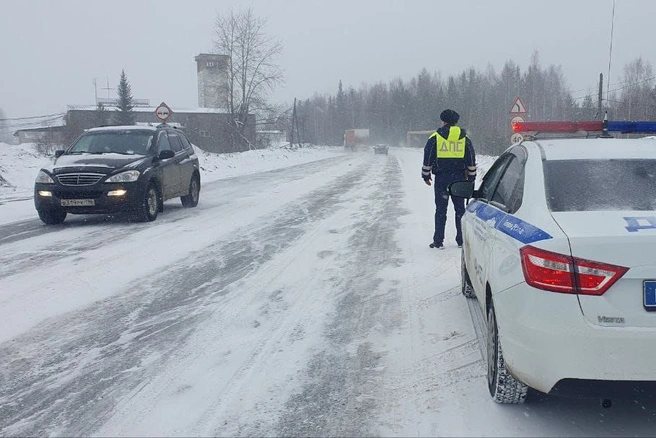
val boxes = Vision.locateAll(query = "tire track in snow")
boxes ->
[272,155,410,437]
[0,158,372,437]
[0,155,354,278]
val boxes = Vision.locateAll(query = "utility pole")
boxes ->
[101,77,114,99]
[290,99,296,147]
[597,73,603,120]
[294,98,301,147]
[290,98,302,148]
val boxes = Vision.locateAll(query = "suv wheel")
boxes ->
[461,250,475,298]
[134,183,159,222]
[181,174,200,208]
[487,303,528,404]
[37,207,67,225]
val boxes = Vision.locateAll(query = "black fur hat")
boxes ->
[440,109,460,125]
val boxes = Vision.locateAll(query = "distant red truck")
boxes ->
[344,129,369,151]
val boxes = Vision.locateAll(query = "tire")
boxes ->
[134,183,159,222]
[461,250,475,298]
[181,173,200,208]
[487,304,528,404]
[37,207,67,225]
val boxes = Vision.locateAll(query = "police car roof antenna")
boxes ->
[599,111,613,138]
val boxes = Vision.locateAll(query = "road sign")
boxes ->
[511,116,525,125]
[155,102,172,122]
[510,133,524,144]
[510,97,528,114]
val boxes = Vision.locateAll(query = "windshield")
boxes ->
[68,131,154,155]
[544,159,656,211]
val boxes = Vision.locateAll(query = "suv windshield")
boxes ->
[68,130,154,155]
[544,159,656,211]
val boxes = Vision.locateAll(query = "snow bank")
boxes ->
[0,143,49,201]
[195,145,343,183]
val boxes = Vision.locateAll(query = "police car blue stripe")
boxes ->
[468,200,552,244]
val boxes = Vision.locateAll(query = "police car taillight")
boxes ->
[520,246,628,295]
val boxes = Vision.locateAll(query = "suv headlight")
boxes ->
[35,170,54,184]
[105,170,140,183]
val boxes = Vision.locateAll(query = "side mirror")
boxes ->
[448,181,475,199]
[54,150,65,158]
[158,149,175,160]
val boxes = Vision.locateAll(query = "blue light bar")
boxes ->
[606,121,656,134]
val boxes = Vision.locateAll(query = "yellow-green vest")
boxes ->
[431,126,466,159]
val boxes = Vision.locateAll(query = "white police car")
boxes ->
[449,120,656,404]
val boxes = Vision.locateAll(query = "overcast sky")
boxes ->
[1,0,655,119]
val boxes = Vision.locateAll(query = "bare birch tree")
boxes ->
[214,8,283,149]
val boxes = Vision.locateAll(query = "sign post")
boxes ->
[509,97,528,144]
[155,102,173,123]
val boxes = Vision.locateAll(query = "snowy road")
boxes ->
[1,148,656,436]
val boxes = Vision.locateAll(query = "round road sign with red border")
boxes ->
[511,116,525,125]
[510,133,524,144]
[155,102,172,122]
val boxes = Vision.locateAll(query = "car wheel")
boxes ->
[181,174,200,208]
[134,183,159,222]
[461,250,475,298]
[37,207,67,225]
[487,303,528,404]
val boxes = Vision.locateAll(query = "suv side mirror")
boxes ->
[54,150,65,158]
[158,149,175,160]
[448,181,475,199]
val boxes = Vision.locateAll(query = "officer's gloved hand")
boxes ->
[423,175,432,186]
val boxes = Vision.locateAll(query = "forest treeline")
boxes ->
[294,53,656,155]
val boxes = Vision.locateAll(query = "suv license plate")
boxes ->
[644,281,656,310]
[61,199,95,207]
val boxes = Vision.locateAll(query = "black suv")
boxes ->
[34,125,201,224]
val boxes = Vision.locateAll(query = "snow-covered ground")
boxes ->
[1,144,656,437]
[0,142,343,224]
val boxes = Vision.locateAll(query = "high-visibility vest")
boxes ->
[431,126,466,159]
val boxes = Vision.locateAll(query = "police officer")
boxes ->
[422,109,477,249]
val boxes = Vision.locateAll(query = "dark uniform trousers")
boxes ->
[433,171,465,246]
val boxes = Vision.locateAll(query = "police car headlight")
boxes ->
[105,170,140,183]
[35,170,54,184]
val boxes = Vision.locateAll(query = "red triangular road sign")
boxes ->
[510,97,528,114]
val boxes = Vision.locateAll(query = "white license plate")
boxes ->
[61,199,95,207]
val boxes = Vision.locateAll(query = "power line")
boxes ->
[569,74,656,102]
[605,74,656,94]
[0,117,66,133]
[0,112,65,122]
[0,116,65,127]
[568,77,628,97]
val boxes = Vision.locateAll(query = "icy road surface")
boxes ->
[1,148,656,436]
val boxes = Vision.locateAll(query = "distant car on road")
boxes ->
[449,120,656,405]
[34,124,201,224]
[373,144,389,155]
